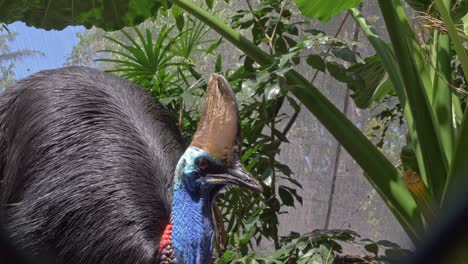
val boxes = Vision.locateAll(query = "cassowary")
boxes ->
[0,67,261,264]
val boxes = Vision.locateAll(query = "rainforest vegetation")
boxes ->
[0,0,467,263]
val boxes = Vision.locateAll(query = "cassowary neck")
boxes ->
[171,148,215,264]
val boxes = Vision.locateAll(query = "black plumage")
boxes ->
[0,67,184,263]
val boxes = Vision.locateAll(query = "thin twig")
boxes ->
[282,12,351,141]
[281,6,351,146]
[310,12,350,84]
[269,1,286,52]
[244,0,272,45]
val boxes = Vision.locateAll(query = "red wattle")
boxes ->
[158,223,173,255]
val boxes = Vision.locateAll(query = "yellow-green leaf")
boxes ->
[292,0,364,22]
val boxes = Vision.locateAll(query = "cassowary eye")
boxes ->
[196,157,210,172]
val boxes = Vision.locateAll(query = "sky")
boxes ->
[7,22,84,80]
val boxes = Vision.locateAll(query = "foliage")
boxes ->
[65,2,411,262]
[171,0,422,243]
[219,1,304,251]
[100,1,304,252]
[217,229,411,264]
[96,14,217,143]
[347,1,467,257]
[0,24,42,90]
[142,2,412,263]
[368,100,404,150]
[0,0,423,246]
[4,0,468,262]
[64,26,110,68]
[347,0,467,208]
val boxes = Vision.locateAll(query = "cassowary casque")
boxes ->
[0,67,261,264]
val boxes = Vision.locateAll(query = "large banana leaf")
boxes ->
[0,0,169,30]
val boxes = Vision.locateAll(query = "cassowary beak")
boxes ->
[205,162,263,192]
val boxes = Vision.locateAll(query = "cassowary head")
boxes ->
[170,74,261,264]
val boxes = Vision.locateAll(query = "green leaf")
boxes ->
[220,250,237,262]
[432,30,454,165]
[175,14,185,31]
[205,0,214,9]
[319,244,334,263]
[0,0,170,31]
[188,65,202,80]
[274,36,288,54]
[24,0,422,243]
[434,0,468,85]
[169,0,421,241]
[215,54,222,72]
[273,128,289,143]
[172,5,182,17]
[206,38,222,54]
[286,96,300,113]
[306,55,325,72]
[350,7,429,202]
[241,79,257,97]
[454,2,468,23]
[282,185,303,205]
[346,55,395,109]
[403,0,432,12]
[279,52,297,69]
[292,0,364,22]
[378,0,449,201]
[384,248,412,260]
[443,109,468,203]
[377,240,401,248]
[265,82,281,100]
[275,163,293,177]
[364,243,379,256]
[326,61,352,83]
[463,13,468,35]
[261,168,273,186]
[278,186,295,207]
[331,47,357,63]
[371,78,394,103]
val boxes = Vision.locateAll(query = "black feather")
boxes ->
[0,66,185,263]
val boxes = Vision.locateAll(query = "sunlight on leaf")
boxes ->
[292,0,363,22]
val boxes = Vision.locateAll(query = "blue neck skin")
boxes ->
[172,147,221,264]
